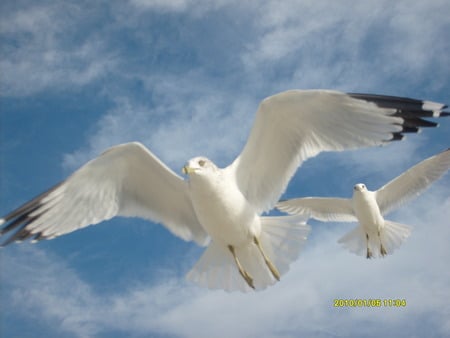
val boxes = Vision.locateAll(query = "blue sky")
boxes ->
[1,0,450,337]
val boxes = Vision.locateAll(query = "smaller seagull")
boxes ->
[277,149,450,258]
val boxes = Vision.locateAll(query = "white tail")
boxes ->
[186,216,310,292]
[379,220,411,255]
[338,220,411,258]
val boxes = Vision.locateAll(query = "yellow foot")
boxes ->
[366,248,373,259]
[254,237,280,281]
[228,245,255,289]
[366,233,372,259]
[380,244,387,257]
[240,269,255,289]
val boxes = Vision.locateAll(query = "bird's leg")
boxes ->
[366,233,372,259]
[380,244,387,257]
[378,230,387,257]
[253,236,280,281]
[228,245,255,289]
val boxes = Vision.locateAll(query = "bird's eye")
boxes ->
[198,160,206,167]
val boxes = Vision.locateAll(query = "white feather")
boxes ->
[277,197,356,222]
[2,142,209,245]
[376,148,450,215]
[230,90,406,213]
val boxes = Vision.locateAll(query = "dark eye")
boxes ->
[198,159,206,167]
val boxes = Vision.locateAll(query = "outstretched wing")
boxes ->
[277,197,356,222]
[0,142,209,246]
[376,148,450,215]
[228,90,448,213]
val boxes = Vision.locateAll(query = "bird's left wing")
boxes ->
[276,197,356,222]
[0,142,209,246]
[375,148,450,215]
[228,90,448,213]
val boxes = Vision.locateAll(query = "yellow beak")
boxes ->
[182,165,196,175]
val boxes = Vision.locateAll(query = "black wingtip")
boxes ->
[391,133,404,141]
[348,92,448,141]
[401,126,420,134]
[0,182,63,246]
[397,116,439,128]
[348,93,449,117]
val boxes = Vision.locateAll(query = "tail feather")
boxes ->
[338,226,367,257]
[380,220,411,255]
[259,216,310,276]
[186,242,250,292]
[186,216,310,292]
[338,220,411,258]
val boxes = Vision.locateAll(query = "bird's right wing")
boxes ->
[276,197,356,222]
[0,142,209,246]
[376,148,450,215]
[227,90,448,214]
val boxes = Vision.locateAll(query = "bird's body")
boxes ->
[182,157,284,290]
[352,184,388,258]
[185,158,260,247]
[353,185,385,234]
[277,149,450,258]
[1,89,448,291]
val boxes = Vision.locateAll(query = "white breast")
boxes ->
[188,168,261,247]
[352,190,385,234]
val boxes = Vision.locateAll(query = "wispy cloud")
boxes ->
[241,0,450,93]
[62,71,257,171]
[0,1,118,96]
[4,0,449,98]
[127,0,230,14]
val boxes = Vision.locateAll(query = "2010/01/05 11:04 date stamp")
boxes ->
[334,299,407,308]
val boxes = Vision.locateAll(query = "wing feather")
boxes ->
[0,142,209,246]
[228,90,447,213]
[375,148,450,215]
[277,197,356,222]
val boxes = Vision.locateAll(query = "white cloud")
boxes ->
[241,0,450,93]
[129,0,191,12]
[127,0,229,14]
[2,0,449,98]
[386,1,450,72]
[3,246,103,337]
[0,2,118,97]
[62,72,257,171]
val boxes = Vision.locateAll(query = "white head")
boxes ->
[353,183,367,192]
[182,157,218,177]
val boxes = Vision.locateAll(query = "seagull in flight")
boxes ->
[277,148,450,258]
[1,90,448,291]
